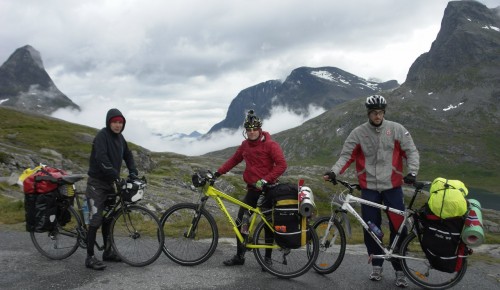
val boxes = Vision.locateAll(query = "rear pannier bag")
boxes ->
[267,183,307,249]
[418,208,466,273]
[25,191,58,232]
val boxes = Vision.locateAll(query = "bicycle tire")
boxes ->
[399,232,467,289]
[161,203,218,266]
[312,216,346,274]
[253,220,319,279]
[110,204,164,267]
[31,206,81,260]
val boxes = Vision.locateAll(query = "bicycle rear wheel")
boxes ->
[111,204,164,267]
[253,220,319,279]
[161,203,218,266]
[312,216,346,274]
[399,232,467,289]
[31,206,81,260]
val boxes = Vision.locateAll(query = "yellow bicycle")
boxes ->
[160,171,319,279]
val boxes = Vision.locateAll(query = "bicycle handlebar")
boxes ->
[327,178,361,191]
[328,178,430,191]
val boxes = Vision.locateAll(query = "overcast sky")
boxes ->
[1,0,498,155]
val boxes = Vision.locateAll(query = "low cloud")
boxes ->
[52,104,325,156]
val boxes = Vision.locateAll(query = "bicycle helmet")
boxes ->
[243,110,262,129]
[365,95,387,111]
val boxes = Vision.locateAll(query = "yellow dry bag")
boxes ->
[428,177,468,218]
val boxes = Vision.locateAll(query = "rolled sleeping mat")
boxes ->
[298,186,316,217]
[461,198,485,247]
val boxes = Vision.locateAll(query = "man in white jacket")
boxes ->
[324,95,419,288]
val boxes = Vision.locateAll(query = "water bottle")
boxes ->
[82,196,90,225]
[241,212,249,235]
[367,221,384,239]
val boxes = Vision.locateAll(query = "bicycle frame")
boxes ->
[200,184,276,250]
[336,193,413,260]
[72,188,127,251]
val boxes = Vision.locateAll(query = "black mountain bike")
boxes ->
[30,174,164,267]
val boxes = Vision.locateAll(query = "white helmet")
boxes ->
[365,95,387,111]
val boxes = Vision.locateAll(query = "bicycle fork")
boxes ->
[319,211,347,249]
[185,198,209,239]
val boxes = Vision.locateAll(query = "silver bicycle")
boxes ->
[312,179,468,289]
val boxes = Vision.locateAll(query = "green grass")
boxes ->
[0,194,25,224]
[0,107,98,165]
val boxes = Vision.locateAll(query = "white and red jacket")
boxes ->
[331,120,419,191]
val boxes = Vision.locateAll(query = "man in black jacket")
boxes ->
[84,108,138,270]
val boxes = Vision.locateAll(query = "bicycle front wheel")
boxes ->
[312,216,346,274]
[111,204,164,267]
[253,220,319,279]
[399,232,467,289]
[161,203,218,266]
[31,206,81,260]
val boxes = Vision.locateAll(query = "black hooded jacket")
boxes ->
[87,108,138,182]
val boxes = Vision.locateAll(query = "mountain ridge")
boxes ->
[207,66,399,135]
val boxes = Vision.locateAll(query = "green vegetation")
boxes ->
[0,194,24,225]
[0,107,97,165]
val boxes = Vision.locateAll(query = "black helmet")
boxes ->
[365,95,387,111]
[243,110,262,129]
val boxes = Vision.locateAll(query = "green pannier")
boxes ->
[428,177,468,219]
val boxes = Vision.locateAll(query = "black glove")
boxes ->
[128,172,139,180]
[403,173,417,184]
[324,171,337,185]
[114,178,124,192]
[213,171,221,178]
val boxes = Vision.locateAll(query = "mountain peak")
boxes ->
[0,45,80,114]
[405,1,500,90]
[22,45,44,69]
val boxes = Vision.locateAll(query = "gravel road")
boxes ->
[1,226,499,290]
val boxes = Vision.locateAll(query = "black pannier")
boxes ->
[56,194,74,227]
[417,206,466,273]
[267,183,307,249]
[25,191,58,232]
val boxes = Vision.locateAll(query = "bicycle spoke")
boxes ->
[312,217,346,274]
[111,205,164,267]
[253,221,319,279]
[31,206,80,260]
[161,203,218,266]
[400,232,467,289]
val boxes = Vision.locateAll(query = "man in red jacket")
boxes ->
[215,110,287,266]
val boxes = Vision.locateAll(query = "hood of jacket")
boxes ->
[105,108,126,133]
